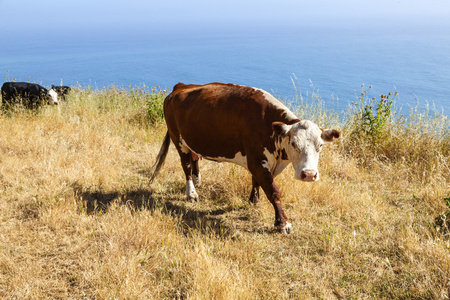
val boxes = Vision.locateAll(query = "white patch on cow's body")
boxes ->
[48,89,59,105]
[261,159,271,172]
[253,88,297,121]
[204,151,248,169]
[262,147,291,178]
[179,136,249,169]
[179,137,191,154]
[186,179,198,201]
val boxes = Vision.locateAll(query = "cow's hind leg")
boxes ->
[174,143,199,202]
[192,153,201,186]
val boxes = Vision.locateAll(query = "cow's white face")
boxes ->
[47,89,59,105]
[273,120,340,182]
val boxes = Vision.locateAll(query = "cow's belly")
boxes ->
[179,137,248,169]
[204,150,289,177]
[203,152,248,169]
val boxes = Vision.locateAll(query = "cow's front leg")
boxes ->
[249,176,260,204]
[265,181,293,234]
[250,165,293,234]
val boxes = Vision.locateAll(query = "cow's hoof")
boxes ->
[187,194,199,202]
[277,222,293,234]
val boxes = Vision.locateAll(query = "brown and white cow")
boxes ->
[150,82,340,233]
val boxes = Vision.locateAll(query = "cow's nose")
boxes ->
[300,169,317,182]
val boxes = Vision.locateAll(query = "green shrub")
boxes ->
[146,86,167,124]
[350,85,396,143]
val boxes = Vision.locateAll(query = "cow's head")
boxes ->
[47,89,59,105]
[273,119,340,182]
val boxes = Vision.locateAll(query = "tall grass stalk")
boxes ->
[290,74,341,128]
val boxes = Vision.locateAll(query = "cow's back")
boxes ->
[1,82,16,101]
[1,82,47,107]
[1,82,21,102]
[164,82,298,159]
[2,82,46,95]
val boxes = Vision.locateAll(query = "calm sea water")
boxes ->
[1,27,449,116]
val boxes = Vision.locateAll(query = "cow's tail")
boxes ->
[149,131,171,184]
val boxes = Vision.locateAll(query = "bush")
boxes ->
[343,84,449,184]
[349,85,396,144]
[146,86,167,124]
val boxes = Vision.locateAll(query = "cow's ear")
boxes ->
[272,122,291,137]
[321,129,341,142]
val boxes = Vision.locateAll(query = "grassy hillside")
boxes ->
[0,85,449,299]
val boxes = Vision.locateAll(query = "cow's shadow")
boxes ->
[74,184,271,236]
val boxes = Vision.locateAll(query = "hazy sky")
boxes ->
[1,0,449,34]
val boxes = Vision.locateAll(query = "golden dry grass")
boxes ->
[0,87,449,299]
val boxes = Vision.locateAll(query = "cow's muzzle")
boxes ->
[300,169,318,182]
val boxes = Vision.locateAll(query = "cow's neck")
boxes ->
[264,134,291,178]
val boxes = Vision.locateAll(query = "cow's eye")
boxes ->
[291,141,297,150]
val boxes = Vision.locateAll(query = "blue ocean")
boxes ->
[1,26,449,116]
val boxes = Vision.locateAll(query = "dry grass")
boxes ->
[0,87,449,299]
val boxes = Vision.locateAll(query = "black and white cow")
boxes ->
[1,82,59,109]
[51,85,71,100]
